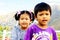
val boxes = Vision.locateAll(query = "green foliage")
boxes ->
[57,33,60,40]
[0,25,4,31]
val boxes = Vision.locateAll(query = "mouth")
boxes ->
[22,23,26,25]
[42,20,47,22]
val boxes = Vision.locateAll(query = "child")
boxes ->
[11,10,34,40]
[24,2,58,40]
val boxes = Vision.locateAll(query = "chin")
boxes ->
[22,26,27,29]
[42,23,48,25]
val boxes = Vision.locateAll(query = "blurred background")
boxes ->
[0,0,60,40]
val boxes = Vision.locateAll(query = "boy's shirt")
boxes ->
[11,25,26,40]
[24,24,58,40]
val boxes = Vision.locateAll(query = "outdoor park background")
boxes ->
[0,0,60,40]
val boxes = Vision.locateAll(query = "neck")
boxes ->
[21,27,27,30]
[38,23,48,29]
[19,24,27,30]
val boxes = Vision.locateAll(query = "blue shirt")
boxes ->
[11,25,26,40]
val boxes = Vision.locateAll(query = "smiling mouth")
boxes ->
[22,23,27,25]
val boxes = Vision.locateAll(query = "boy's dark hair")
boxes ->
[34,2,51,17]
[14,10,34,21]
[31,12,34,21]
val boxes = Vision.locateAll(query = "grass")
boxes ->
[0,31,60,40]
[57,32,60,40]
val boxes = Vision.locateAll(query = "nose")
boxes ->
[43,15,47,18]
[23,19,26,22]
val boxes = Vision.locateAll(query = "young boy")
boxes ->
[24,2,58,40]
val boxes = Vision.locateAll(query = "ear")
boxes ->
[18,20,20,25]
[30,19,32,23]
[29,20,32,24]
[35,16,38,21]
[30,21,32,23]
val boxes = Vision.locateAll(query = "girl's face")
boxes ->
[36,10,51,26]
[19,13,31,29]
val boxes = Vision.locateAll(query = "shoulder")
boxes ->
[28,24,37,30]
[26,24,38,33]
[12,25,20,32]
[12,26,18,30]
[48,26,56,33]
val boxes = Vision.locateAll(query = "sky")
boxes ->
[0,0,60,15]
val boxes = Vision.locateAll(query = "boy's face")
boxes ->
[36,10,51,25]
[19,13,31,29]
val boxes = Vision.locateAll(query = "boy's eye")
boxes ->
[26,18,28,20]
[39,14,43,16]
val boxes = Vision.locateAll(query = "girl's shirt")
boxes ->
[24,24,58,40]
[11,25,26,40]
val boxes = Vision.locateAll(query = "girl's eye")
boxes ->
[46,13,49,15]
[21,18,24,20]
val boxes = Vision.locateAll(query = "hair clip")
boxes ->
[17,10,21,14]
[16,11,21,17]
[29,11,33,20]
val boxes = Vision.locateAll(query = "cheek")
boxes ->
[48,16,51,20]
[27,20,31,24]
[37,17,42,21]
[19,20,23,24]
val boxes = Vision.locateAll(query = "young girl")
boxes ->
[24,2,58,40]
[11,10,34,40]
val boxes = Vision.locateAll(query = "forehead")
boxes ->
[38,10,50,14]
[20,13,30,18]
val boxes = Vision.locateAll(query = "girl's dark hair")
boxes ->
[34,2,52,17]
[14,10,34,21]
